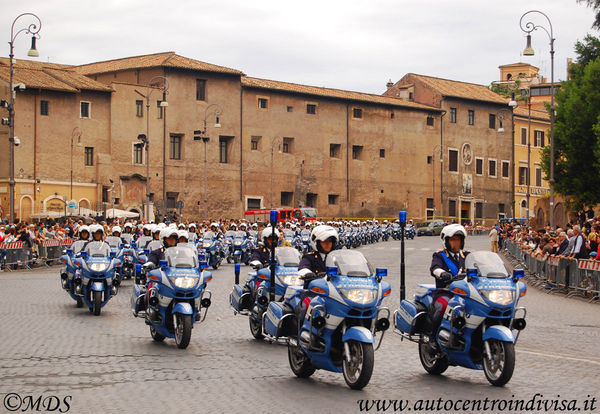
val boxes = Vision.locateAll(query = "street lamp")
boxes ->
[520,10,555,228]
[70,127,82,201]
[6,13,41,224]
[194,103,223,221]
[270,137,283,208]
[497,94,518,220]
[138,76,169,222]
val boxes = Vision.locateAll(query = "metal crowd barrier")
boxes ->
[502,239,600,303]
[1,238,75,271]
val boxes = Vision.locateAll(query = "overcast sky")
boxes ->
[2,0,596,94]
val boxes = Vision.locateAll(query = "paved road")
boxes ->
[0,235,598,413]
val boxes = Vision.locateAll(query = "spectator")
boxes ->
[568,225,588,259]
[556,232,569,256]
[489,226,499,252]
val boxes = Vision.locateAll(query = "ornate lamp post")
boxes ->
[270,137,283,208]
[70,127,82,201]
[6,13,41,224]
[137,76,168,222]
[497,94,518,219]
[520,10,555,228]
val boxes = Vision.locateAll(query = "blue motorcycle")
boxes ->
[394,251,527,386]
[131,245,212,349]
[117,242,138,280]
[230,247,305,340]
[70,242,121,316]
[59,240,89,308]
[223,230,236,263]
[280,250,392,389]
[405,224,415,240]
[200,231,223,270]
[232,231,250,265]
[299,229,312,253]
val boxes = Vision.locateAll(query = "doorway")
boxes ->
[461,201,471,225]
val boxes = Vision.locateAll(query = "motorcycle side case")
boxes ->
[395,300,426,335]
[264,301,295,338]
[131,283,145,313]
[230,284,246,312]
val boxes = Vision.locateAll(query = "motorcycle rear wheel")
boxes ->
[483,339,515,386]
[249,311,264,340]
[288,341,315,378]
[150,325,165,342]
[343,340,374,390]
[92,291,102,316]
[76,296,83,308]
[175,314,192,349]
[418,340,449,375]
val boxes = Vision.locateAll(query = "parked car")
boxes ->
[416,220,446,236]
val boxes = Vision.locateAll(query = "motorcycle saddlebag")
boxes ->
[395,300,426,335]
[264,301,294,338]
[131,283,145,314]
[230,284,247,312]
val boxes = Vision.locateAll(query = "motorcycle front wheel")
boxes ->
[150,325,165,342]
[249,310,264,340]
[175,313,192,349]
[483,339,515,386]
[92,291,102,316]
[76,296,83,308]
[288,341,315,378]
[418,340,449,375]
[343,340,374,390]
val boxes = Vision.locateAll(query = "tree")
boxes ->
[578,0,600,30]
[541,50,600,208]
[489,78,528,104]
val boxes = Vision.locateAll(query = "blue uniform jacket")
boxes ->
[430,250,470,288]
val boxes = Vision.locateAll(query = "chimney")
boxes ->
[386,79,394,89]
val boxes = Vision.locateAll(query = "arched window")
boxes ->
[521,200,527,207]
[506,73,512,81]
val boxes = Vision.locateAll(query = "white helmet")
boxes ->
[240,223,247,230]
[151,225,161,235]
[78,225,90,239]
[142,224,153,234]
[210,222,220,229]
[160,227,179,247]
[111,226,122,235]
[440,224,467,250]
[90,224,104,237]
[123,222,133,231]
[310,225,338,252]
[168,223,177,229]
[177,229,189,241]
[178,223,186,229]
[189,223,197,230]
[262,226,280,245]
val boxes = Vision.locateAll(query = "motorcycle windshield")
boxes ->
[224,231,236,239]
[164,245,199,269]
[283,230,295,239]
[275,247,302,267]
[234,231,246,240]
[325,250,373,277]
[465,251,510,278]
[105,236,121,248]
[301,230,310,237]
[85,241,111,257]
[203,231,216,241]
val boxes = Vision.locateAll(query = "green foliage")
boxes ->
[489,79,528,103]
[578,0,600,29]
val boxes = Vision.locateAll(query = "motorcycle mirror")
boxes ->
[375,268,388,277]
[159,260,168,268]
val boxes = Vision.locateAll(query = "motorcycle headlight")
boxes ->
[480,289,515,305]
[302,237,309,242]
[234,241,242,246]
[89,262,108,272]
[339,288,377,305]
[203,242,211,247]
[172,277,198,289]
[283,274,304,286]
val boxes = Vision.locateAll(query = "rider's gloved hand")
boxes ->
[250,260,262,270]
[143,262,156,271]
[439,271,453,283]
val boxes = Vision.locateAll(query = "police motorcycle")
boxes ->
[248,229,258,249]
[391,222,401,240]
[232,230,251,265]
[200,231,223,270]
[230,246,305,340]
[59,238,90,308]
[68,241,121,316]
[299,229,312,253]
[405,222,415,240]
[381,223,390,242]
[392,212,527,386]
[131,244,213,349]
[223,230,236,263]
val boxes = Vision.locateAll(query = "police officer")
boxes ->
[427,224,470,343]
[146,227,179,267]
[249,226,279,268]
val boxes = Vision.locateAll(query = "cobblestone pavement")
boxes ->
[1,235,599,413]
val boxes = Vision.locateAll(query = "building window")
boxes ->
[449,149,458,172]
[306,103,316,114]
[521,127,527,145]
[40,100,49,116]
[449,200,456,217]
[258,97,269,109]
[427,155,432,164]
[352,145,363,160]
[328,194,339,205]
[282,137,293,154]
[80,101,90,118]
[136,100,143,117]
[196,79,206,101]
[536,166,542,187]
[166,192,178,209]
[353,108,363,119]
[408,92,413,100]
[475,157,484,175]
[501,161,510,178]
[287,106,293,112]
[488,159,497,177]
[499,203,505,213]
[157,100,163,119]
[535,130,545,147]
[475,202,483,219]
[489,114,496,129]
[102,186,109,203]
[219,137,231,163]
[427,198,434,209]
[468,109,474,126]
[426,198,434,219]
[390,111,395,119]
[426,116,434,126]
[281,192,293,206]
[247,197,261,210]
[330,143,341,158]
[170,135,182,160]
[251,136,261,151]
[306,193,317,208]
[450,107,456,123]
[379,149,385,158]
[133,143,144,165]
[84,147,94,166]
[519,166,528,185]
